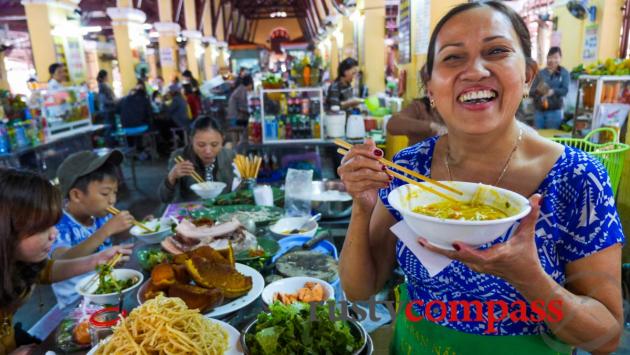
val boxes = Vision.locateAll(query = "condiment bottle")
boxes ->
[88,307,126,347]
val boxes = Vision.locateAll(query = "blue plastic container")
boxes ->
[272,235,341,297]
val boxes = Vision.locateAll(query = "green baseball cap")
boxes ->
[57,149,123,197]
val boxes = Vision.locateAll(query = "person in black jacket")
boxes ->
[163,84,190,128]
[117,81,153,155]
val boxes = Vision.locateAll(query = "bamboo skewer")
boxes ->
[334,139,464,196]
[337,148,461,203]
[81,252,123,292]
[106,207,153,233]
[174,156,205,184]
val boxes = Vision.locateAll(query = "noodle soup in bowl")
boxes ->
[388,182,531,250]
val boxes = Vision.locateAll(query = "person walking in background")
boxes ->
[183,83,201,119]
[96,70,117,144]
[529,47,570,129]
[164,83,191,128]
[227,74,253,128]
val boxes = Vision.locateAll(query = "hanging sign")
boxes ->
[414,0,431,55]
[398,0,411,64]
[160,47,175,67]
[582,24,598,62]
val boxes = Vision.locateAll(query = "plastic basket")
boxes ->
[551,127,630,195]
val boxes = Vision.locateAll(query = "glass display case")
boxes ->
[32,85,93,138]
[573,75,630,140]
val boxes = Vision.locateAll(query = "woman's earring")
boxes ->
[430,98,436,108]
[523,85,529,99]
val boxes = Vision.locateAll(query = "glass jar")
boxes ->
[88,307,125,347]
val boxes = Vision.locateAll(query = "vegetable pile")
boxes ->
[246,302,361,355]
[94,264,138,294]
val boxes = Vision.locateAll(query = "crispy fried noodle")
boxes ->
[95,294,228,354]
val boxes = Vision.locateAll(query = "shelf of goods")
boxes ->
[253,87,325,144]
[34,86,93,139]
[573,75,630,140]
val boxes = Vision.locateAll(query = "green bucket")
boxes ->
[551,127,630,195]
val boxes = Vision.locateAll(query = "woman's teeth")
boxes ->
[458,90,497,103]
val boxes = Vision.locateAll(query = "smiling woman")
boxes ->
[338,1,625,354]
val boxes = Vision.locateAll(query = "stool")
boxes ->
[114,125,159,190]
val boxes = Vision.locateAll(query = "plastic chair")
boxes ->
[170,127,189,150]
[114,125,159,189]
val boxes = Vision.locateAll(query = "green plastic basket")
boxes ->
[551,127,630,195]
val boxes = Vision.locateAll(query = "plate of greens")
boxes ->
[136,245,172,271]
[207,188,284,207]
[234,237,280,270]
[191,205,284,226]
[241,302,367,355]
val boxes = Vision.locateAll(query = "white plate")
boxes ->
[261,276,334,307]
[205,263,265,318]
[86,318,243,354]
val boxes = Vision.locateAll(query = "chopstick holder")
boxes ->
[390,220,452,277]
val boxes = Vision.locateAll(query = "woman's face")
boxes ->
[16,226,58,263]
[192,129,224,165]
[426,7,532,135]
[343,66,358,83]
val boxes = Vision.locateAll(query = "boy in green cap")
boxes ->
[51,150,134,307]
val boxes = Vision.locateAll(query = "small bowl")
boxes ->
[388,181,531,250]
[269,217,318,238]
[261,276,334,307]
[130,219,173,244]
[190,181,227,200]
[76,269,143,305]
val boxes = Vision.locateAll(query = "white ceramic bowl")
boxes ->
[388,181,531,250]
[261,276,334,307]
[190,181,227,199]
[130,219,173,244]
[76,269,144,305]
[270,217,318,238]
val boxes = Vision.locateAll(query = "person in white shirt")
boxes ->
[47,63,67,90]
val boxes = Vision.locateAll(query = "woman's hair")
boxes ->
[421,1,535,85]
[548,46,562,57]
[48,63,62,78]
[190,115,225,138]
[337,58,359,80]
[182,70,193,78]
[0,169,62,307]
[97,70,108,83]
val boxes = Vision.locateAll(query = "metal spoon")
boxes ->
[290,213,321,234]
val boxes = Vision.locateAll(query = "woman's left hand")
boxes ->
[418,194,543,287]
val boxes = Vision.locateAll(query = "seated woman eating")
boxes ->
[159,115,236,203]
[338,2,624,354]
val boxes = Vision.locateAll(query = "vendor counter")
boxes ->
[0,125,104,179]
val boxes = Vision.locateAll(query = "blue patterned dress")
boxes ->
[379,136,625,336]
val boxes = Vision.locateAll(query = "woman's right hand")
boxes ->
[168,159,195,185]
[337,140,391,213]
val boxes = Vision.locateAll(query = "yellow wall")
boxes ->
[554,0,624,70]
[0,52,9,90]
[386,0,464,160]
[24,3,57,82]
[253,19,303,46]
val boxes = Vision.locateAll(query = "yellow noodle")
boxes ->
[94,295,228,355]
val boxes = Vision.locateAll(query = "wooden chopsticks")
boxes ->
[106,206,153,233]
[81,252,122,292]
[336,148,460,203]
[234,154,262,179]
[334,139,463,196]
[174,156,204,184]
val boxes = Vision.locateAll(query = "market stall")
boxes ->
[0,87,104,177]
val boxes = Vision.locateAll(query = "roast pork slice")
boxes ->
[175,219,243,241]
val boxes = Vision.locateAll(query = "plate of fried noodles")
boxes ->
[87,294,242,354]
